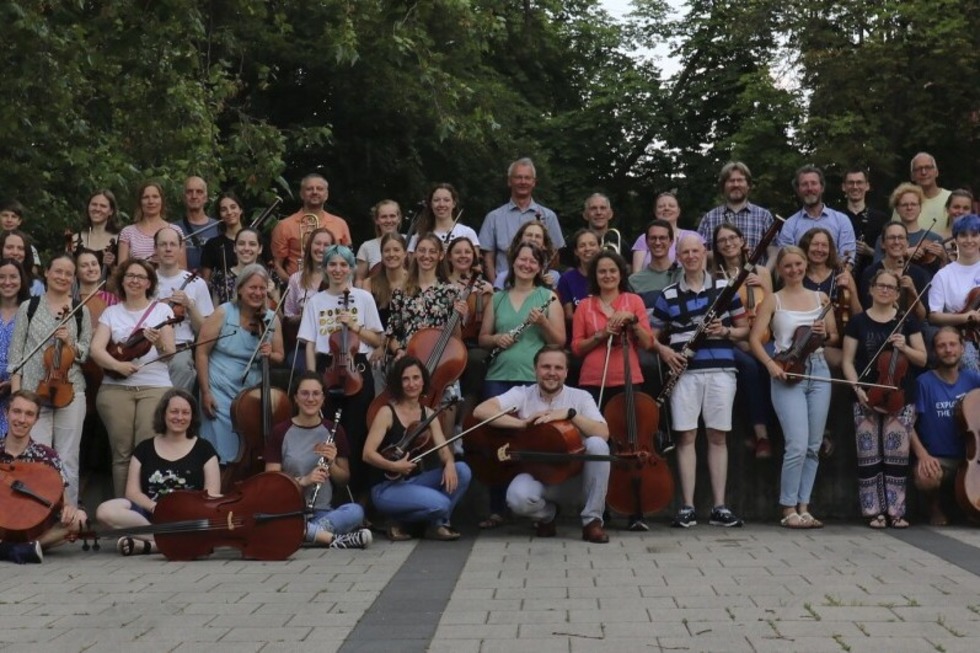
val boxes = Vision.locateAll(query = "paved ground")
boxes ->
[2,521,978,653]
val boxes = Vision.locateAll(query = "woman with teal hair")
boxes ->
[297,244,385,502]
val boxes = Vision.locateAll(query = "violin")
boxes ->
[773,301,834,383]
[322,290,364,397]
[603,330,674,518]
[380,397,461,480]
[959,287,980,344]
[225,317,291,492]
[167,271,200,321]
[729,256,769,343]
[461,270,490,342]
[366,276,474,424]
[954,389,980,521]
[35,307,76,409]
[105,316,184,379]
[0,461,65,542]
[864,349,908,414]
[832,253,855,337]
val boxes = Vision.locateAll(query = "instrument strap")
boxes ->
[26,297,84,334]
[131,300,160,336]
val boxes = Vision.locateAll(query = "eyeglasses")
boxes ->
[716,235,741,246]
[123,273,149,281]
[884,235,907,242]
[297,391,323,399]
[912,165,935,174]
[873,283,898,292]
[647,235,670,242]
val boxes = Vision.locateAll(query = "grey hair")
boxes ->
[235,263,271,296]
[507,157,536,178]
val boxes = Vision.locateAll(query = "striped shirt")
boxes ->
[651,275,745,371]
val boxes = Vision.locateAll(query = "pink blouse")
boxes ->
[571,293,651,387]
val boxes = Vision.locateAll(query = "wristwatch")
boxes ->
[566,408,577,420]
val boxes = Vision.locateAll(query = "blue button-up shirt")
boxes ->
[479,199,565,275]
[775,205,856,259]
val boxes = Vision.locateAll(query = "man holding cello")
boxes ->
[472,345,611,543]
[0,390,87,564]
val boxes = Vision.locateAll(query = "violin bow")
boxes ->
[442,209,464,245]
[240,287,290,384]
[248,196,283,231]
[597,333,614,408]
[901,216,938,275]
[857,282,931,380]
[10,280,107,375]
[286,288,310,397]
[782,373,898,391]
[134,333,234,369]
[408,406,515,466]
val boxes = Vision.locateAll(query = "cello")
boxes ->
[0,462,65,542]
[954,389,980,521]
[366,275,474,424]
[603,329,674,519]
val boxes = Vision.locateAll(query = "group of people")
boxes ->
[1,151,978,565]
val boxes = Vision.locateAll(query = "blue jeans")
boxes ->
[371,463,472,527]
[734,345,772,429]
[306,503,365,542]
[771,353,831,507]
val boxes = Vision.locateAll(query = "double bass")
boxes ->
[603,329,674,519]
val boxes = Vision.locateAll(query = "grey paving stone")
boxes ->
[218,626,312,641]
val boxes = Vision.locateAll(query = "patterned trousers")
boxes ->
[853,403,913,519]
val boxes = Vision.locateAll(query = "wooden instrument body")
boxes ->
[954,389,980,520]
[463,418,584,487]
[0,462,64,542]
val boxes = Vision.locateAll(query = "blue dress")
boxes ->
[199,302,274,463]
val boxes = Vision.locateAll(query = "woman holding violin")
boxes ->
[0,259,30,436]
[407,184,479,253]
[8,255,92,505]
[928,213,980,373]
[299,245,383,503]
[712,223,774,458]
[359,233,408,392]
[749,246,838,529]
[264,373,372,549]
[68,189,120,274]
[89,259,177,497]
[355,200,403,281]
[117,181,186,266]
[801,227,861,367]
[883,183,946,275]
[362,355,472,541]
[841,269,926,528]
[94,389,220,556]
[196,264,285,464]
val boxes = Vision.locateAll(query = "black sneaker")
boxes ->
[628,517,650,532]
[329,528,373,549]
[671,507,697,528]
[709,506,744,528]
[0,541,43,564]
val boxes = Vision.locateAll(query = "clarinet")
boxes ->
[656,215,785,405]
[307,407,342,510]
[488,296,556,363]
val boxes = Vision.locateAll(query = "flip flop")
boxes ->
[889,517,910,529]
[868,515,887,529]
[478,513,507,529]
[116,536,153,556]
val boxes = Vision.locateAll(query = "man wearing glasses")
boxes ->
[892,152,952,226]
[841,168,889,279]
[697,161,777,266]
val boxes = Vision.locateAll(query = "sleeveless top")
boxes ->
[771,290,825,354]
[370,403,429,488]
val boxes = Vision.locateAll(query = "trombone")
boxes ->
[298,213,320,270]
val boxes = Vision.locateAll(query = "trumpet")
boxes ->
[299,213,320,269]
[602,228,622,254]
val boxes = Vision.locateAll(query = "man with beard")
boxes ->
[271,174,352,283]
[697,161,777,266]
[775,165,856,260]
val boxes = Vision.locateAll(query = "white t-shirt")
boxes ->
[99,302,175,387]
[407,225,480,252]
[356,238,383,270]
[928,258,980,313]
[155,270,215,344]
[495,384,606,434]
[297,288,383,355]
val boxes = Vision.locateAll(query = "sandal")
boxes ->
[478,513,507,529]
[889,517,910,529]
[799,513,823,529]
[427,525,461,541]
[116,536,154,556]
[386,524,412,542]
[868,515,887,529]
[780,513,807,529]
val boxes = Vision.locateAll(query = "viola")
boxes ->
[381,397,461,479]
[322,289,364,397]
[864,348,908,414]
[105,315,184,379]
[733,259,769,343]
[466,419,585,487]
[0,461,65,542]
[36,307,76,409]
[832,253,855,338]
[954,389,980,521]
[461,271,490,342]
[225,317,291,492]
[603,330,674,518]
[772,301,834,383]
[167,271,200,321]
[79,472,306,560]
[959,287,980,344]
[366,276,474,424]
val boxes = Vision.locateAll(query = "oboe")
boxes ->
[308,407,342,509]
[488,296,556,362]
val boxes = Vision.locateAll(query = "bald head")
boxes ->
[676,233,705,273]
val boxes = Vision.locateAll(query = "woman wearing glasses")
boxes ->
[841,269,926,528]
[89,259,177,496]
[927,213,980,372]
